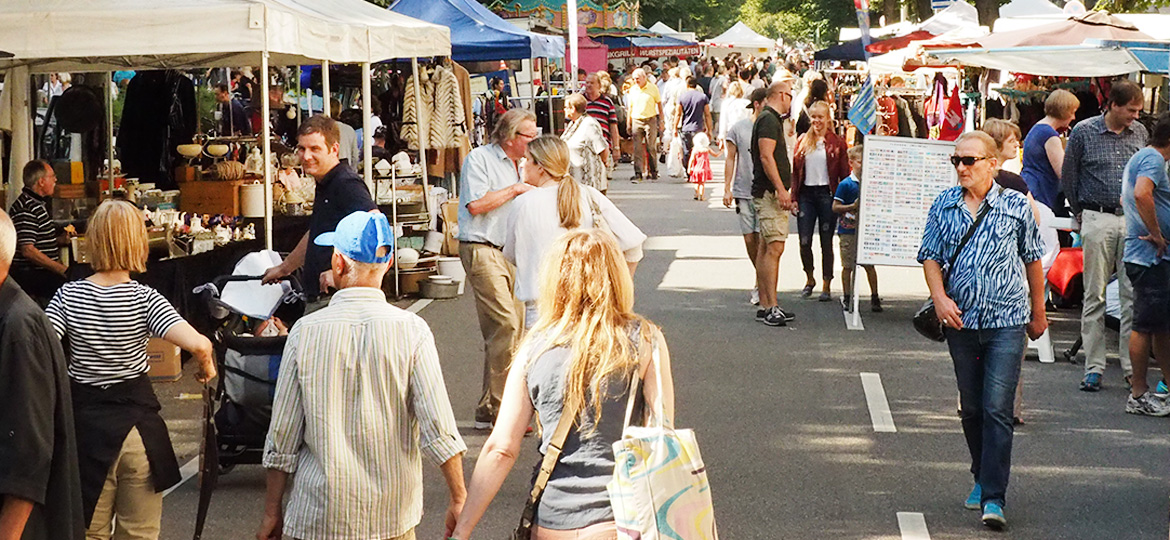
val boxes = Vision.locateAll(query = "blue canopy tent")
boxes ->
[1086,39,1170,74]
[388,0,563,61]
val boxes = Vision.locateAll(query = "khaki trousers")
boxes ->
[85,428,163,540]
[631,117,659,178]
[1080,210,1133,376]
[460,242,523,422]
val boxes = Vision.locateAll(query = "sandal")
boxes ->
[801,283,815,297]
[818,291,832,302]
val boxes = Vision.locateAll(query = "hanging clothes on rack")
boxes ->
[118,70,196,190]
[401,63,467,153]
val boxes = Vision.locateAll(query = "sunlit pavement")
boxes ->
[158,158,1169,539]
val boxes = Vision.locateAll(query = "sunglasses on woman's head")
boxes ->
[949,155,990,167]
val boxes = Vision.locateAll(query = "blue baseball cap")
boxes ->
[314,211,394,264]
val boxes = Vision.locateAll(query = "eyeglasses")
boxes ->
[517,131,540,140]
[949,155,991,167]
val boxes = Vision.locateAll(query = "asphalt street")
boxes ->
[159,158,1169,539]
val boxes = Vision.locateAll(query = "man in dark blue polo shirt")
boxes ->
[262,115,375,304]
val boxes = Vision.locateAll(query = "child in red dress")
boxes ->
[687,132,721,201]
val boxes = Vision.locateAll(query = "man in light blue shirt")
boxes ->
[1119,114,1170,416]
[457,108,537,429]
[918,132,1046,531]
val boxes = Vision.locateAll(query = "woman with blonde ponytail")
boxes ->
[452,229,674,540]
[504,135,646,329]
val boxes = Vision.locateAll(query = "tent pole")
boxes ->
[546,61,553,133]
[295,66,302,125]
[105,72,114,197]
[362,62,374,192]
[322,60,331,117]
[261,5,273,252]
[529,56,536,111]
[412,57,428,180]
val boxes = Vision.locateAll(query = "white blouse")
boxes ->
[504,184,646,303]
[803,140,829,187]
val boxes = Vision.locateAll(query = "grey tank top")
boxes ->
[524,327,645,530]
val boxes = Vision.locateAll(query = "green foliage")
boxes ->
[739,0,853,46]
[639,0,744,38]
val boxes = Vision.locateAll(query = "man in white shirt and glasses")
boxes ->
[259,211,467,540]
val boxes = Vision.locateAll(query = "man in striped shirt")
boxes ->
[260,211,466,540]
[10,160,67,304]
[584,72,620,154]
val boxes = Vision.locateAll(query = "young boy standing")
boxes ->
[833,145,881,312]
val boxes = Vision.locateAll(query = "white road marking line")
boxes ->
[162,457,200,497]
[406,299,433,313]
[897,512,931,540]
[861,373,897,433]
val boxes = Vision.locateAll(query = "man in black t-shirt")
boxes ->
[262,115,376,304]
[750,81,797,327]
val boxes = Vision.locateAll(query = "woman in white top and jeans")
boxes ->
[791,101,850,301]
[505,136,646,328]
[46,200,216,539]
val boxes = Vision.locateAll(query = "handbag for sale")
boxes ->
[608,341,718,540]
[512,393,577,540]
[912,189,998,342]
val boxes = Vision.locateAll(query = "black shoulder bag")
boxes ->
[913,190,998,342]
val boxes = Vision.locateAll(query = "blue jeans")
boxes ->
[797,186,837,281]
[945,325,1026,508]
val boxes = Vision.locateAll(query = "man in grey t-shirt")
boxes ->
[723,88,767,305]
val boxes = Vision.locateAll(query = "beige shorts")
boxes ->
[839,233,858,268]
[753,190,791,244]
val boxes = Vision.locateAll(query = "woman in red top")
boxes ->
[791,101,850,301]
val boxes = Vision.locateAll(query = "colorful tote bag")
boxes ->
[607,343,719,540]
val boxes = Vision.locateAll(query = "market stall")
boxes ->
[703,21,777,58]
[0,0,452,309]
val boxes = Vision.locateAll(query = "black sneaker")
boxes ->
[755,308,766,321]
[871,296,883,313]
[760,306,787,326]
[841,295,853,312]
[776,306,796,322]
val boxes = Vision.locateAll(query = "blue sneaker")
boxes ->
[964,483,982,510]
[1156,380,1168,396]
[1079,372,1102,392]
[982,502,1007,530]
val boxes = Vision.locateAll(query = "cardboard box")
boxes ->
[146,338,182,382]
[180,180,242,215]
[440,200,459,256]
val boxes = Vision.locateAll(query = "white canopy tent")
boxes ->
[998,0,1063,17]
[919,1,980,35]
[0,0,451,250]
[648,22,698,43]
[928,45,1148,77]
[704,22,777,57]
[993,13,1170,40]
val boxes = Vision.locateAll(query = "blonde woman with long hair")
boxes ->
[791,100,850,301]
[452,229,674,540]
[505,135,646,328]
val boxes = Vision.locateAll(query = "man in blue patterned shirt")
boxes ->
[918,132,1047,531]
[1062,81,1147,392]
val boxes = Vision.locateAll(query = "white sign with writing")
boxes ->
[856,135,957,268]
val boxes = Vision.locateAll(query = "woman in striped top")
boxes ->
[45,200,216,539]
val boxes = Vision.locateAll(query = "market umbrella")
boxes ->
[963,11,1152,48]
[866,30,936,54]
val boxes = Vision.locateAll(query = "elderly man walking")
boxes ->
[259,211,467,540]
[458,108,537,429]
[1063,81,1148,392]
[625,68,662,182]
[919,132,1047,531]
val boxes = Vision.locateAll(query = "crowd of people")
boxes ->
[2,49,1169,540]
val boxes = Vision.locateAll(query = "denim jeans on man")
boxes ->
[946,325,1026,509]
[797,186,837,281]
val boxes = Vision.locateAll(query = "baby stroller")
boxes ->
[193,272,302,540]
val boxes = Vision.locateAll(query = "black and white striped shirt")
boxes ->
[46,280,185,386]
[10,188,59,269]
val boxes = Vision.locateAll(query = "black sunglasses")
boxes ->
[949,155,991,167]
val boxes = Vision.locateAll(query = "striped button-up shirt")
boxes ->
[263,287,466,540]
[1062,114,1148,214]
[918,185,1046,330]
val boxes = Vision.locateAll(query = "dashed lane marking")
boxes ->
[897,512,931,540]
[861,372,897,433]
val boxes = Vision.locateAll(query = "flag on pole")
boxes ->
[849,0,877,137]
[848,76,877,136]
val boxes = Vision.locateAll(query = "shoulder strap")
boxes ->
[947,186,1001,271]
[520,388,578,526]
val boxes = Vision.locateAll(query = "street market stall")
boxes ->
[703,21,777,58]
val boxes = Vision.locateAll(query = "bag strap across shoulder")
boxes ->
[946,186,1001,279]
[520,393,577,528]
